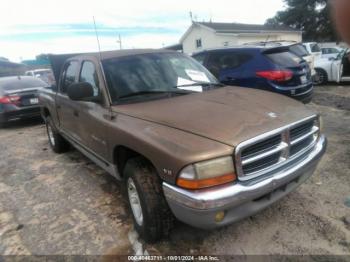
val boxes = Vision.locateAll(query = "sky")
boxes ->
[0,0,285,62]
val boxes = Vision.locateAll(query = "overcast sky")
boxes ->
[0,0,285,62]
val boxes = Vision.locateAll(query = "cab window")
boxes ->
[61,61,78,93]
[79,61,100,97]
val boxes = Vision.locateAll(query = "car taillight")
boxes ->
[256,70,293,82]
[0,95,20,105]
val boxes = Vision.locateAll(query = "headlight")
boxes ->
[176,156,236,190]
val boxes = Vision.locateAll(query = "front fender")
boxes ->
[106,114,234,184]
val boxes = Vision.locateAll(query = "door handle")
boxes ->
[73,110,79,117]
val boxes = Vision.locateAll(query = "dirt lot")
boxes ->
[0,85,349,256]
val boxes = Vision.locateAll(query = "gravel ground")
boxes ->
[0,85,349,256]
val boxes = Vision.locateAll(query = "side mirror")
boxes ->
[67,82,95,101]
[328,57,335,61]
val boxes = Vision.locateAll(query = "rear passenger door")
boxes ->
[206,51,253,85]
[56,60,82,141]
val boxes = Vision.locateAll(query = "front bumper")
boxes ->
[163,135,327,229]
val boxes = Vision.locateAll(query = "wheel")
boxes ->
[45,116,70,153]
[124,157,174,243]
[314,69,328,85]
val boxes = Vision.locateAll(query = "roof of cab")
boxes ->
[49,49,177,83]
[69,49,174,61]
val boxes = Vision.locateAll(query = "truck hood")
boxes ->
[112,87,316,147]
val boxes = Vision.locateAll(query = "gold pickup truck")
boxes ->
[39,49,327,242]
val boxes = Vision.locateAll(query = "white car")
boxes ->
[25,69,55,85]
[314,49,350,84]
[303,42,322,60]
[321,47,344,59]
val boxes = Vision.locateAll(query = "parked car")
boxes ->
[0,76,47,127]
[40,49,326,242]
[25,69,55,86]
[244,41,316,78]
[303,42,322,60]
[314,48,350,84]
[192,46,314,103]
[321,46,344,59]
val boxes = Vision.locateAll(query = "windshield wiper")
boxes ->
[174,82,224,89]
[118,89,194,99]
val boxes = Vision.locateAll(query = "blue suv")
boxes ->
[192,46,313,103]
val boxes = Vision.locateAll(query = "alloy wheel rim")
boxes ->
[127,178,143,226]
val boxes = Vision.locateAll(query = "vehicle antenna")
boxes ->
[93,16,102,61]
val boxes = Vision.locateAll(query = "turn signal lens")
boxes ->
[177,173,236,190]
[176,156,236,190]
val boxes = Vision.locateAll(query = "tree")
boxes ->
[266,0,338,42]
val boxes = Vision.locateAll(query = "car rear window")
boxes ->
[265,51,303,67]
[289,45,309,57]
[0,77,47,91]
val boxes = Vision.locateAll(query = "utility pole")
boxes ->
[189,11,193,22]
[116,34,122,50]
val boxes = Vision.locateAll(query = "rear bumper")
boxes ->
[163,135,327,229]
[275,84,314,103]
[0,106,41,124]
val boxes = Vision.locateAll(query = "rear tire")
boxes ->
[314,69,328,85]
[45,116,70,153]
[124,157,174,243]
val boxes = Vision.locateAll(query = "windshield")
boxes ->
[310,43,321,53]
[102,52,219,102]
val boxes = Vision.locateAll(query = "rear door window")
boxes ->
[265,51,302,67]
[61,61,78,93]
[207,51,253,77]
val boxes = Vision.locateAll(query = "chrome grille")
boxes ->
[235,116,320,181]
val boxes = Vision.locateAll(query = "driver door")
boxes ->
[76,60,110,159]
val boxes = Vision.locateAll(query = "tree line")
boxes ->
[266,0,338,42]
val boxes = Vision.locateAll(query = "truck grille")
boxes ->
[235,116,320,181]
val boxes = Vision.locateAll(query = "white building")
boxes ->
[180,22,303,54]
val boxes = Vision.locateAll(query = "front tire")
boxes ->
[124,157,174,243]
[45,116,70,153]
[314,69,328,85]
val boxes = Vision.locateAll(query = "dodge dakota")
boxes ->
[39,49,327,242]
